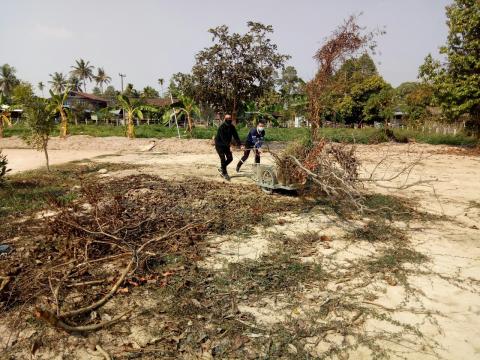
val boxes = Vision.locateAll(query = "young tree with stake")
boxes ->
[23,99,56,172]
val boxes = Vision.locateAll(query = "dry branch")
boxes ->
[59,256,134,319]
[36,307,131,333]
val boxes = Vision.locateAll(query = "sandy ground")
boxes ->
[1,135,479,359]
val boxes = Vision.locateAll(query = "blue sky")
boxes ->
[0,0,451,94]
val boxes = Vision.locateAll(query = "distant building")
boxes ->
[65,91,108,110]
[390,109,407,127]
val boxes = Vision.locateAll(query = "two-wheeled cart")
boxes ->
[251,163,299,194]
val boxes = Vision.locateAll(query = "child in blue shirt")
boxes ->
[236,119,266,172]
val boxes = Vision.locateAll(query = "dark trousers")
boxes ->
[237,148,260,170]
[215,145,233,174]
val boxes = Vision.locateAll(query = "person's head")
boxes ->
[224,114,232,124]
[257,119,266,132]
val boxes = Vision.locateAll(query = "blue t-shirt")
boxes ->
[246,128,265,149]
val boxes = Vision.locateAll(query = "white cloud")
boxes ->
[32,24,73,39]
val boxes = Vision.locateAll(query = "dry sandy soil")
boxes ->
[1,135,479,359]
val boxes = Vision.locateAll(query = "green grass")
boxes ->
[0,161,135,217]
[3,123,477,146]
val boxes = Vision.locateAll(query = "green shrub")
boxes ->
[0,150,10,185]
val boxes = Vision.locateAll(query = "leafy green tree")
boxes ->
[141,86,159,98]
[23,99,56,171]
[192,22,289,122]
[277,66,304,97]
[276,66,306,124]
[94,67,111,93]
[319,55,391,124]
[11,82,35,106]
[49,72,68,94]
[103,85,118,102]
[70,59,94,92]
[419,0,480,136]
[395,82,433,121]
[0,64,20,97]
[363,86,395,123]
[168,72,196,98]
[336,53,378,81]
[47,89,70,138]
[164,94,200,133]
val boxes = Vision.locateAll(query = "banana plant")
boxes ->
[46,88,70,138]
[117,94,157,138]
[244,101,278,126]
[0,95,12,138]
[163,94,200,134]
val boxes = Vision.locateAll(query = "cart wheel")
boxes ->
[260,168,276,195]
[261,186,273,195]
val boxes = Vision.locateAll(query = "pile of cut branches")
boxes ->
[0,174,297,333]
[273,139,433,215]
[273,139,363,210]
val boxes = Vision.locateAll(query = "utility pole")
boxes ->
[119,73,126,125]
[119,73,126,93]
[170,93,180,139]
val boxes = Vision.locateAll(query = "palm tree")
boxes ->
[38,82,45,97]
[0,95,12,138]
[47,88,70,138]
[158,78,164,96]
[0,64,19,97]
[70,59,94,92]
[164,94,200,134]
[123,83,139,97]
[117,94,156,139]
[142,86,159,98]
[49,72,68,94]
[68,75,83,92]
[95,68,111,93]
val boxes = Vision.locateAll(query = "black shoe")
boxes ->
[218,168,230,181]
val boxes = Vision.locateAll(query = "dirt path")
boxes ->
[0,135,215,174]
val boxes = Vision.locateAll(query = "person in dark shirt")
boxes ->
[215,114,242,181]
[236,119,266,172]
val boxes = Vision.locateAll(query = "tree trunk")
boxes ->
[187,113,193,133]
[60,110,68,138]
[127,115,135,139]
[44,142,50,172]
[232,98,238,124]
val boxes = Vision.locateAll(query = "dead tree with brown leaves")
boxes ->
[306,15,382,136]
